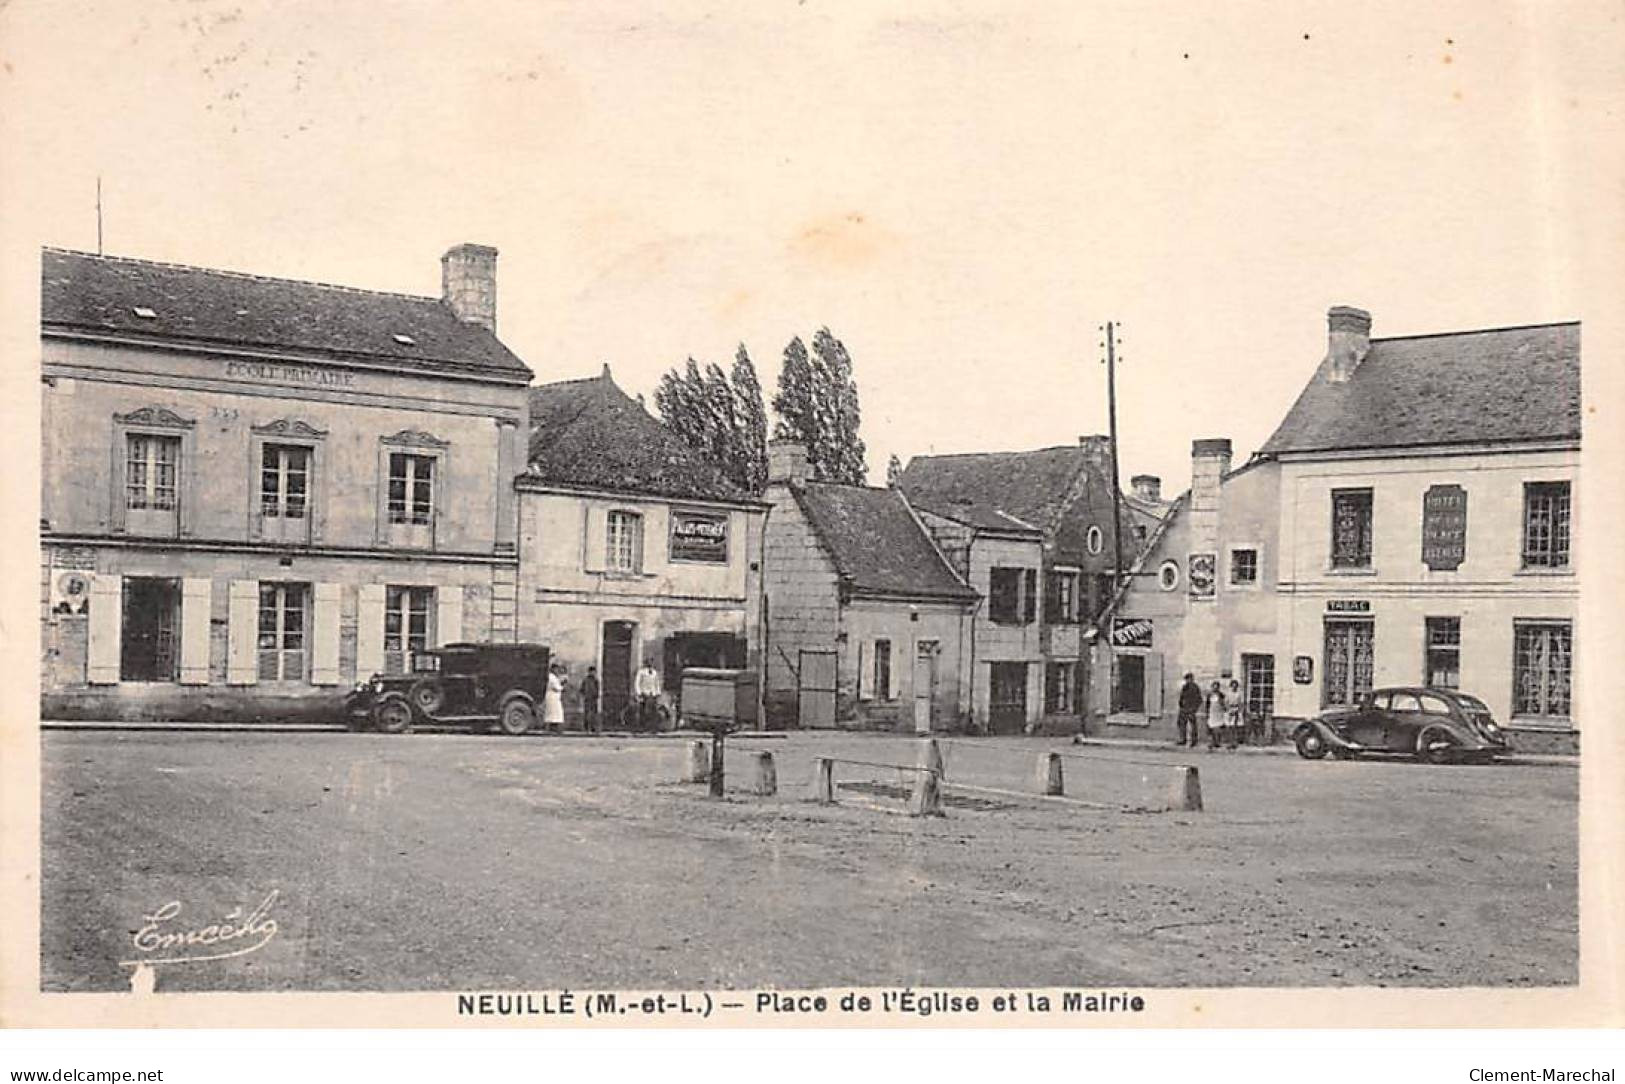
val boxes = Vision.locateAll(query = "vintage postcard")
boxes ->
[0,0,1621,1043]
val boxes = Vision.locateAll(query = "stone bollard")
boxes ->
[684,740,710,783]
[811,757,836,803]
[908,767,943,817]
[1170,765,1204,812]
[919,737,945,781]
[1034,752,1064,796]
[752,750,777,796]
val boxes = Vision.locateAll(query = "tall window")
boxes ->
[257,582,307,681]
[1242,654,1275,720]
[388,453,434,525]
[874,640,892,701]
[1323,620,1374,707]
[1045,661,1076,713]
[1521,482,1572,569]
[1425,617,1461,688]
[1330,488,1373,568]
[1513,621,1572,719]
[384,585,433,674]
[1230,548,1259,586]
[989,567,1023,624]
[606,511,644,573]
[1046,570,1079,624]
[260,444,311,519]
[125,434,180,510]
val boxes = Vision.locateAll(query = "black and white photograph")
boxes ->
[1,0,1621,1070]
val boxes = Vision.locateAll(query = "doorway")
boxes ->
[600,621,637,721]
[988,662,1028,734]
[1111,653,1146,714]
[1323,619,1374,708]
[912,641,937,733]
[797,649,837,729]
[121,577,180,682]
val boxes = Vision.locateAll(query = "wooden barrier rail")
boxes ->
[924,738,1203,813]
[810,756,942,816]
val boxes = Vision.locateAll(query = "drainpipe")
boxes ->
[755,502,772,732]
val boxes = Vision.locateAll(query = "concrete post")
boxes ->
[1035,752,1064,796]
[908,768,943,817]
[812,757,836,803]
[684,740,710,783]
[919,737,945,781]
[1171,765,1204,812]
[751,751,777,796]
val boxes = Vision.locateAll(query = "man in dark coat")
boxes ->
[580,666,601,733]
[1176,672,1204,747]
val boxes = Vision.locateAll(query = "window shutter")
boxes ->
[1043,572,1060,623]
[87,574,122,685]
[435,585,464,646]
[857,641,871,700]
[583,504,608,572]
[1145,652,1165,716]
[226,580,259,686]
[179,577,211,685]
[356,584,385,678]
[1023,568,1037,624]
[311,582,341,685]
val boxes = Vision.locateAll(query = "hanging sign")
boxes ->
[1110,617,1154,648]
[1421,484,1468,571]
[669,510,730,563]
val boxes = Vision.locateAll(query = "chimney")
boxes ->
[1130,474,1162,503]
[441,243,499,333]
[1325,305,1371,383]
[767,439,810,486]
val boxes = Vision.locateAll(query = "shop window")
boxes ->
[1330,488,1373,568]
[1323,619,1374,707]
[606,511,644,573]
[1513,621,1572,721]
[257,582,307,682]
[1242,654,1275,720]
[388,453,435,526]
[1229,547,1258,586]
[1424,617,1461,689]
[1521,482,1571,569]
[384,585,434,675]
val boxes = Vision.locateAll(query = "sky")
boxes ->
[0,0,1612,492]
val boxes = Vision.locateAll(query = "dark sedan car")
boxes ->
[345,641,552,735]
[1293,686,1512,764]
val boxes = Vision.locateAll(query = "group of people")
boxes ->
[540,660,665,733]
[1175,672,1251,750]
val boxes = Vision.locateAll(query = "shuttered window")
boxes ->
[257,582,307,681]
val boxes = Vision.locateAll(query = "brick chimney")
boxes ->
[767,439,810,486]
[1326,305,1372,383]
[1189,438,1232,562]
[441,243,498,332]
[1131,474,1161,503]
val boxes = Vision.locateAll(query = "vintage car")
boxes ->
[1292,686,1511,764]
[345,641,552,735]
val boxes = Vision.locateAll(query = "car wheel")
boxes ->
[374,696,413,735]
[498,696,535,736]
[1417,727,1457,765]
[1294,727,1329,760]
[408,677,446,718]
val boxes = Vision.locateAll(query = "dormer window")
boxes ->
[132,306,158,319]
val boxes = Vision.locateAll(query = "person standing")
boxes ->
[1204,680,1227,751]
[580,666,601,734]
[634,658,663,732]
[1225,678,1245,750]
[542,663,567,732]
[1176,672,1203,747]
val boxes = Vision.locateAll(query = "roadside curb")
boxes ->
[1071,735,1576,767]
[39,720,792,740]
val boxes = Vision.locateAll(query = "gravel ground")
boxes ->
[39,729,1577,993]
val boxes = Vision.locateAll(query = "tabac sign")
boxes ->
[1110,617,1154,648]
[1421,484,1468,571]
[669,510,730,564]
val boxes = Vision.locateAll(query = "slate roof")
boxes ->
[910,495,1042,536]
[523,370,752,504]
[899,445,1090,532]
[792,482,977,601]
[41,247,531,381]
[1260,322,1580,456]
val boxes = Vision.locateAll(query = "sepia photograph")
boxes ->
[1,0,1621,1057]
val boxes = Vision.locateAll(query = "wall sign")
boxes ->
[1421,484,1468,571]
[1293,656,1314,685]
[1110,617,1154,649]
[1188,552,1216,598]
[669,509,730,563]
[225,360,358,389]
[1326,599,1370,613]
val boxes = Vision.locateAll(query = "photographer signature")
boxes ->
[120,890,280,969]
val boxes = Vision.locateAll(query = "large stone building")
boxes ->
[40,244,532,720]
[1098,307,1581,752]
[761,442,977,731]
[517,368,766,724]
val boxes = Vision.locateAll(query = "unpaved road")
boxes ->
[39,730,1576,992]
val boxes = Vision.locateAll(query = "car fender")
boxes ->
[1296,717,1364,752]
[496,688,536,710]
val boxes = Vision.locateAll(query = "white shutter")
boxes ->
[857,641,871,700]
[87,574,122,685]
[583,504,607,572]
[886,643,901,700]
[642,505,668,576]
[1145,652,1165,716]
[179,577,211,685]
[435,585,464,646]
[226,580,259,686]
[311,582,341,685]
[356,584,385,678]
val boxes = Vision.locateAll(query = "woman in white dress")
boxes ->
[542,664,567,731]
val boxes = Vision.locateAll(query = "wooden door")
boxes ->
[912,642,937,733]
[601,621,636,721]
[798,649,837,729]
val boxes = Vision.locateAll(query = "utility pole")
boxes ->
[1103,321,1124,596]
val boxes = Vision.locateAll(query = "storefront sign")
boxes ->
[1326,599,1370,613]
[1110,617,1154,648]
[669,510,730,563]
[1188,552,1216,598]
[224,360,357,390]
[49,545,97,571]
[1421,484,1468,571]
[1293,656,1314,685]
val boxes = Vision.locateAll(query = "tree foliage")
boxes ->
[771,327,868,486]
[653,346,769,495]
